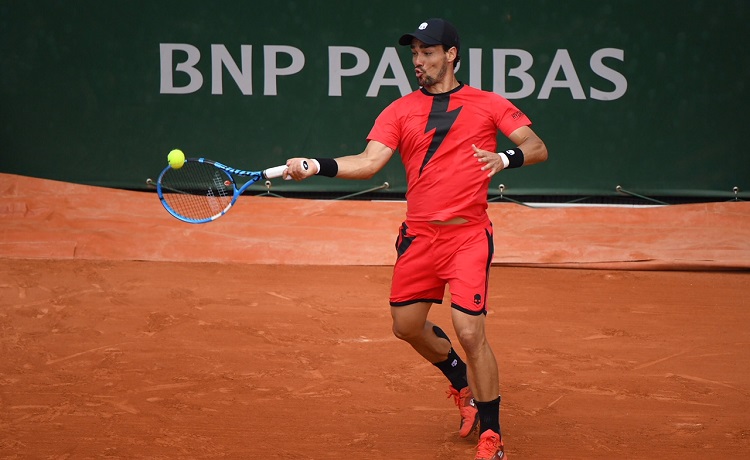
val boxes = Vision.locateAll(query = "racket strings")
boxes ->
[160,162,234,221]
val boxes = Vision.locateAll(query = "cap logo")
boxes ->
[418,22,428,30]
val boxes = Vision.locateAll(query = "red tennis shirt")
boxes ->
[367,83,531,222]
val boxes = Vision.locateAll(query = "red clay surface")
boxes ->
[1,173,750,459]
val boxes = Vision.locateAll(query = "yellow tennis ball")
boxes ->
[167,149,185,169]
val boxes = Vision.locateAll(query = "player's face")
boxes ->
[410,40,450,88]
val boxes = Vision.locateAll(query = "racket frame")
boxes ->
[155,157,286,224]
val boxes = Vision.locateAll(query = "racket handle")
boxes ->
[263,165,289,180]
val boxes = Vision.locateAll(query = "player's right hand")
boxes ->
[284,158,317,181]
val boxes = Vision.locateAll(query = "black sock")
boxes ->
[476,397,501,435]
[431,326,469,390]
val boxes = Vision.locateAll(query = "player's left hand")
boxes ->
[472,144,505,178]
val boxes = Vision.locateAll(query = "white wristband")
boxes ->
[497,151,510,169]
[310,158,321,175]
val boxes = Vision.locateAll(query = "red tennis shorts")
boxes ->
[389,217,494,316]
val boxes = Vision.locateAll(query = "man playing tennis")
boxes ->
[285,18,547,460]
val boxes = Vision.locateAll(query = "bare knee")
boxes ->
[390,303,432,343]
[455,326,486,356]
[392,320,421,342]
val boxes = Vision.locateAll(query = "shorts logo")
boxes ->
[474,294,482,305]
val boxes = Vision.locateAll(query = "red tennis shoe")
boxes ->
[447,385,479,438]
[475,429,506,460]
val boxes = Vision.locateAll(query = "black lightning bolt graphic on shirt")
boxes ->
[420,94,462,176]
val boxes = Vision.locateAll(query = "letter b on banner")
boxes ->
[160,44,203,94]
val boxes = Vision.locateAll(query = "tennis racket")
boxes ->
[147,158,288,224]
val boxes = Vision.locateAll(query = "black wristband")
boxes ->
[314,158,338,177]
[503,148,525,168]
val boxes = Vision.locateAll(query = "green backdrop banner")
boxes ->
[1,0,748,197]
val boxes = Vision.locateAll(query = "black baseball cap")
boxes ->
[398,18,460,52]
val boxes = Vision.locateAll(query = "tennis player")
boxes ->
[285,18,547,460]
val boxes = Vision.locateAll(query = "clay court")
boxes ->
[1,174,749,459]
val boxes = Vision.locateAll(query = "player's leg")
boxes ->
[445,222,506,458]
[452,310,506,459]
[391,302,478,437]
[390,303,469,386]
[390,302,448,361]
[446,221,500,403]
[451,310,499,414]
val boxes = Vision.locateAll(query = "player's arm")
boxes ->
[284,140,395,181]
[474,125,548,177]
[508,125,548,166]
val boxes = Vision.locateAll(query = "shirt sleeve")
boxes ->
[493,95,532,138]
[366,102,401,151]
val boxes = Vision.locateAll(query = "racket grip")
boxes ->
[263,165,289,180]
